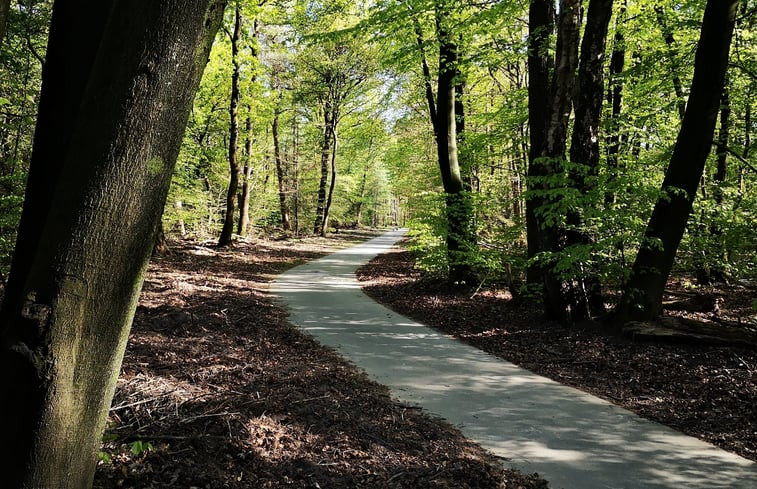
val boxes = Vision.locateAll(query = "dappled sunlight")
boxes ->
[273,229,757,488]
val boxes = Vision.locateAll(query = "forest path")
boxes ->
[271,229,757,489]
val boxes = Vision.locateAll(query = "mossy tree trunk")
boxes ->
[0,1,225,487]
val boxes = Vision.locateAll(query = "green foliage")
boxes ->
[0,0,755,314]
[129,440,154,456]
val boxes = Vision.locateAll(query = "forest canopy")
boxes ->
[0,1,755,322]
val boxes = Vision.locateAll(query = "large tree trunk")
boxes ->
[530,0,581,321]
[561,0,614,321]
[0,1,224,487]
[618,0,738,322]
[273,94,291,231]
[219,4,242,246]
[435,1,474,284]
[526,0,555,286]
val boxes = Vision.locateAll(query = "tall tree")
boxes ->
[434,0,475,283]
[526,0,555,286]
[604,1,626,206]
[272,86,291,231]
[238,19,261,237]
[0,0,225,486]
[618,0,739,321]
[528,0,581,321]
[219,2,243,246]
[561,0,614,321]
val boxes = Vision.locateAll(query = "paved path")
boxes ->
[271,229,757,489]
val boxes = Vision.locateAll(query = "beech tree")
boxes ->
[219,2,243,246]
[0,1,225,486]
[619,0,739,321]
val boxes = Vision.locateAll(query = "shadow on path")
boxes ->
[272,229,757,489]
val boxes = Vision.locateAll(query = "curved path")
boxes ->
[271,229,757,489]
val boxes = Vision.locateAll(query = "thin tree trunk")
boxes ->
[605,1,626,206]
[322,124,338,236]
[655,6,687,121]
[273,93,291,231]
[292,116,300,235]
[154,220,170,255]
[313,102,333,235]
[697,82,731,284]
[407,6,437,140]
[0,1,224,486]
[618,0,738,322]
[219,4,242,246]
[238,22,259,236]
[737,95,750,203]
[355,167,367,225]
[176,200,187,236]
[238,111,253,235]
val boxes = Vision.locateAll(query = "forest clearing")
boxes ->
[0,0,755,487]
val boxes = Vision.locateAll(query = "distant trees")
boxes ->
[1,0,754,338]
[0,1,224,485]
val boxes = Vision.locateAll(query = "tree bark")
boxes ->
[313,101,334,235]
[238,111,253,236]
[696,82,731,284]
[526,0,555,286]
[529,0,581,321]
[292,116,300,235]
[238,24,259,237]
[219,3,242,246]
[561,0,614,321]
[404,1,437,140]
[322,125,338,236]
[0,1,224,487]
[435,1,474,284]
[618,0,738,322]
[655,6,687,121]
[605,2,626,206]
[273,93,291,231]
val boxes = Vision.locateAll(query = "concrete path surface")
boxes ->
[271,229,757,489]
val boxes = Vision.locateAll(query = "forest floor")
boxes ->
[93,230,547,489]
[356,244,757,463]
